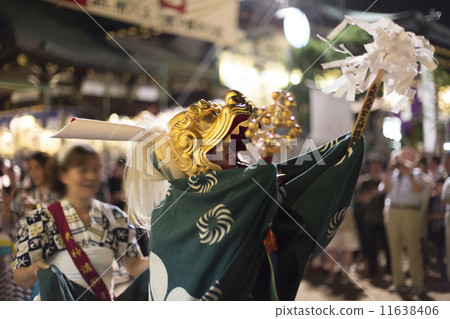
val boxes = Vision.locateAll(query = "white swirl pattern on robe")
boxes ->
[327,207,348,239]
[335,145,353,167]
[201,281,222,301]
[154,188,172,209]
[188,172,218,193]
[278,186,287,204]
[319,138,338,153]
[149,252,198,301]
[196,204,233,245]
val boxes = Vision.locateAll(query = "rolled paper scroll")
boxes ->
[51,118,148,141]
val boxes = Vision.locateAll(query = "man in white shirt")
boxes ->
[381,148,426,295]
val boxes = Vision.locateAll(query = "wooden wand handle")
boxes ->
[349,69,386,146]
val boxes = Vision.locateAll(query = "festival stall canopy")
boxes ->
[43,0,239,46]
[0,0,219,78]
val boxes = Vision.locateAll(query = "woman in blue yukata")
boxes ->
[12,144,149,300]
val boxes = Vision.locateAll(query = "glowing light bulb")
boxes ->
[283,8,310,49]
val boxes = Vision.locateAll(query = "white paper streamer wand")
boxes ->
[319,16,437,147]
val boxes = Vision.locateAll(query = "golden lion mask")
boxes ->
[153,90,255,177]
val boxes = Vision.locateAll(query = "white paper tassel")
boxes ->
[320,16,437,112]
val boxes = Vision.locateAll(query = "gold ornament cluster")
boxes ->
[245,90,302,156]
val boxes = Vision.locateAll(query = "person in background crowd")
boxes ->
[96,172,111,204]
[414,157,430,266]
[427,156,444,184]
[442,153,450,179]
[1,158,23,300]
[108,157,126,211]
[1,152,58,300]
[427,177,448,282]
[359,155,391,277]
[353,173,370,272]
[441,152,450,283]
[11,152,59,218]
[323,206,359,284]
[20,157,33,190]
[417,157,427,175]
[107,157,149,257]
[12,144,148,300]
[381,147,426,296]
[0,156,13,301]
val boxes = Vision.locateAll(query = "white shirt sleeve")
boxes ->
[442,177,450,202]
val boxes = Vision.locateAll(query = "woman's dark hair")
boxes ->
[419,156,427,168]
[47,144,102,196]
[29,151,50,168]
[28,151,51,187]
[431,156,441,165]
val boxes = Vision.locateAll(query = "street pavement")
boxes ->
[295,263,450,301]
